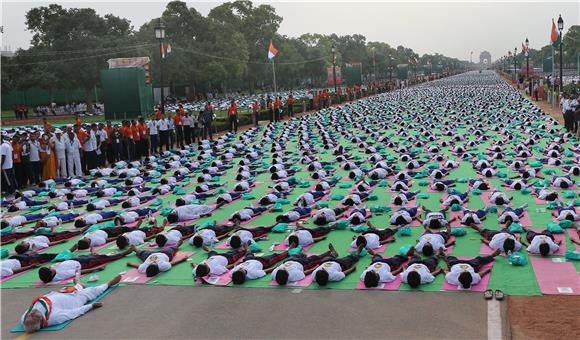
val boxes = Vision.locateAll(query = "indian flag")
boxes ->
[550,18,560,47]
[268,40,278,60]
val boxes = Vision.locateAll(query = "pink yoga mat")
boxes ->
[270,274,313,287]
[533,196,549,205]
[356,276,402,290]
[32,277,74,286]
[198,271,232,286]
[0,270,28,283]
[389,198,417,208]
[273,242,313,252]
[441,259,493,292]
[567,230,580,251]
[349,243,388,254]
[449,211,464,228]
[121,251,194,284]
[531,257,580,295]
[551,184,577,191]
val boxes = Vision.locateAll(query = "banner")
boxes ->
[543,56,553,73]
[396,64,409,80]
[326,66,343,86]
[107,57,151,69]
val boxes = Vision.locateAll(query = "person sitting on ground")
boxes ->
[20,274,122,333]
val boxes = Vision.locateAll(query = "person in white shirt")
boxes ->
[312,247,364,286]
[38,247,134,283]
[1,253,57,278]
[0,135,17,193]
[52,129,67,177]
[271,245,337,285]
[28,134,42,184]
[188,223,236,247]
[521,228,561,256]
[442,251,499,289]
[126,244,187,277]
[154,224,197,247]
[415,225,455,256]
[192,247,248,278]
[361,253,410,288]
[471,225,522,255]
[20,274,121,333]
[230,251,290,284]
[166,204,215,223]
[400,252,443,288]
[65,130,82,177]
[352,222,398,250]
[14,235,54,254]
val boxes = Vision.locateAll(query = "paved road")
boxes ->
[1,286,500,339]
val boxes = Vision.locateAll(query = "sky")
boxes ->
[1,0,578,61]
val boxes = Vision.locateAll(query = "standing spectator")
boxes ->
[40,132,56,180]
[75,125,86,172]
[286,95,294,118]
[252,100,260,127]
[183,112,193,146]
[65,128,82,177]
[131,120,141,159]
[148,116,159,155]
[561,94,572,132]
[20,133,31,187]
[138,117,149,158]
[12,135,24,188]
[83,124,98,171]
[167,114,175,150]
[158,115,169,151]
[174,107,184,149]
[28,133,41,185]
[1,134,17,194]
[202,103,214,141]
[533,81,539,101]
[105,121,114,165]
[570,94,579,134]
[267,96,274,123]
[74,114,81,129]
[42,118,54,132]
[97,123,108,166]
[274,97,281,122]
[110,125,123,162]
[53,129,67,178]
[121,121,133,160]
[227,99,238,133]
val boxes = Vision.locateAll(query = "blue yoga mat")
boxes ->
[11,285,117,333]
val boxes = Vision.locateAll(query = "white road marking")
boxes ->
[487,299,503,340]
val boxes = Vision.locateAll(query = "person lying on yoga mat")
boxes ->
[33,212,81,229]
[226,225,276,249]
[459,207,490,227]
[294,190,328,208]
[551,175,574,189]
[347,207,370,225]
[192,246,249,278]
[469,179,491,191]
[188,223,237,247]
[258,191,289,206]
[400,250,443,288]
[440,190,469,208]
[85,198,125,211]
[114,208,157,226]
[531,188,559,202]
[73,211,118,228]
[155,223,197,247]
[213,192,243,206]
[361,248,416,288]
[283,226,336,247]
[14,234,75,254]
[430,180,456,192]
[470,224,522,255]
[442,250,500,289]
[312,207,348,225]
[230,206,269,223]
[1,253,58,278]
[421,207,454,229]
[116,221,165,249]
[21,274,122,333]
[120,195,156,209]
[520,227,561,256]
[38,247,135,283]
[231,250,293,285]
[487,190,513,206]
[351,221,397,249]
[312,246,365,286]
[415,223,455,256]
[551,201,579,221]
[166,204,214,224]
[126,244,187,277]
[72,226,136,251]
[501,179,528,191]
[498,204,528,225]
[389,206,421,227]
[390,180,411,192]
[512,168,544,180]
[390,191,419,207]
[275,207,312,223]
[428,169,449,180]
[194,183,222,194]
[563,165,580,176]
[341,192,369,207]
[5,198,49,212]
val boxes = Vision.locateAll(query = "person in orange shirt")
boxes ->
[74,114,81,129]
[266,96,274,123]
[131,120,141,159]
[155,107,163,120]
[227,100,238,133]
[252,100,260,127]
[12,135,24,189]
[286,95,294,118]
[42,118,54,133]
[274,97,281,122]
[173,108,184,149]
[104,121,114,164]
[138,117,149,158]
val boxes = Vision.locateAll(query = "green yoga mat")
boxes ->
[11,284,118,332]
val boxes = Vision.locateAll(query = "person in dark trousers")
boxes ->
[267,96,274,123]
[286,94,294,118]
[252,100,260,127]
[227,99,238,133]
[202,103,214,141]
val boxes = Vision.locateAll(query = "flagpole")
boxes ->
[272,59,277,93]
[551,45,555,109]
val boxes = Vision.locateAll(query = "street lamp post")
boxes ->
[508,51,512,80]
[331,43,337,93]
[154,18,166,116]
[557,14,564,93]
[525,38,530,95]
[372,47,376,82]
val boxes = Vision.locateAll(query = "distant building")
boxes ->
[479,51,491,66]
